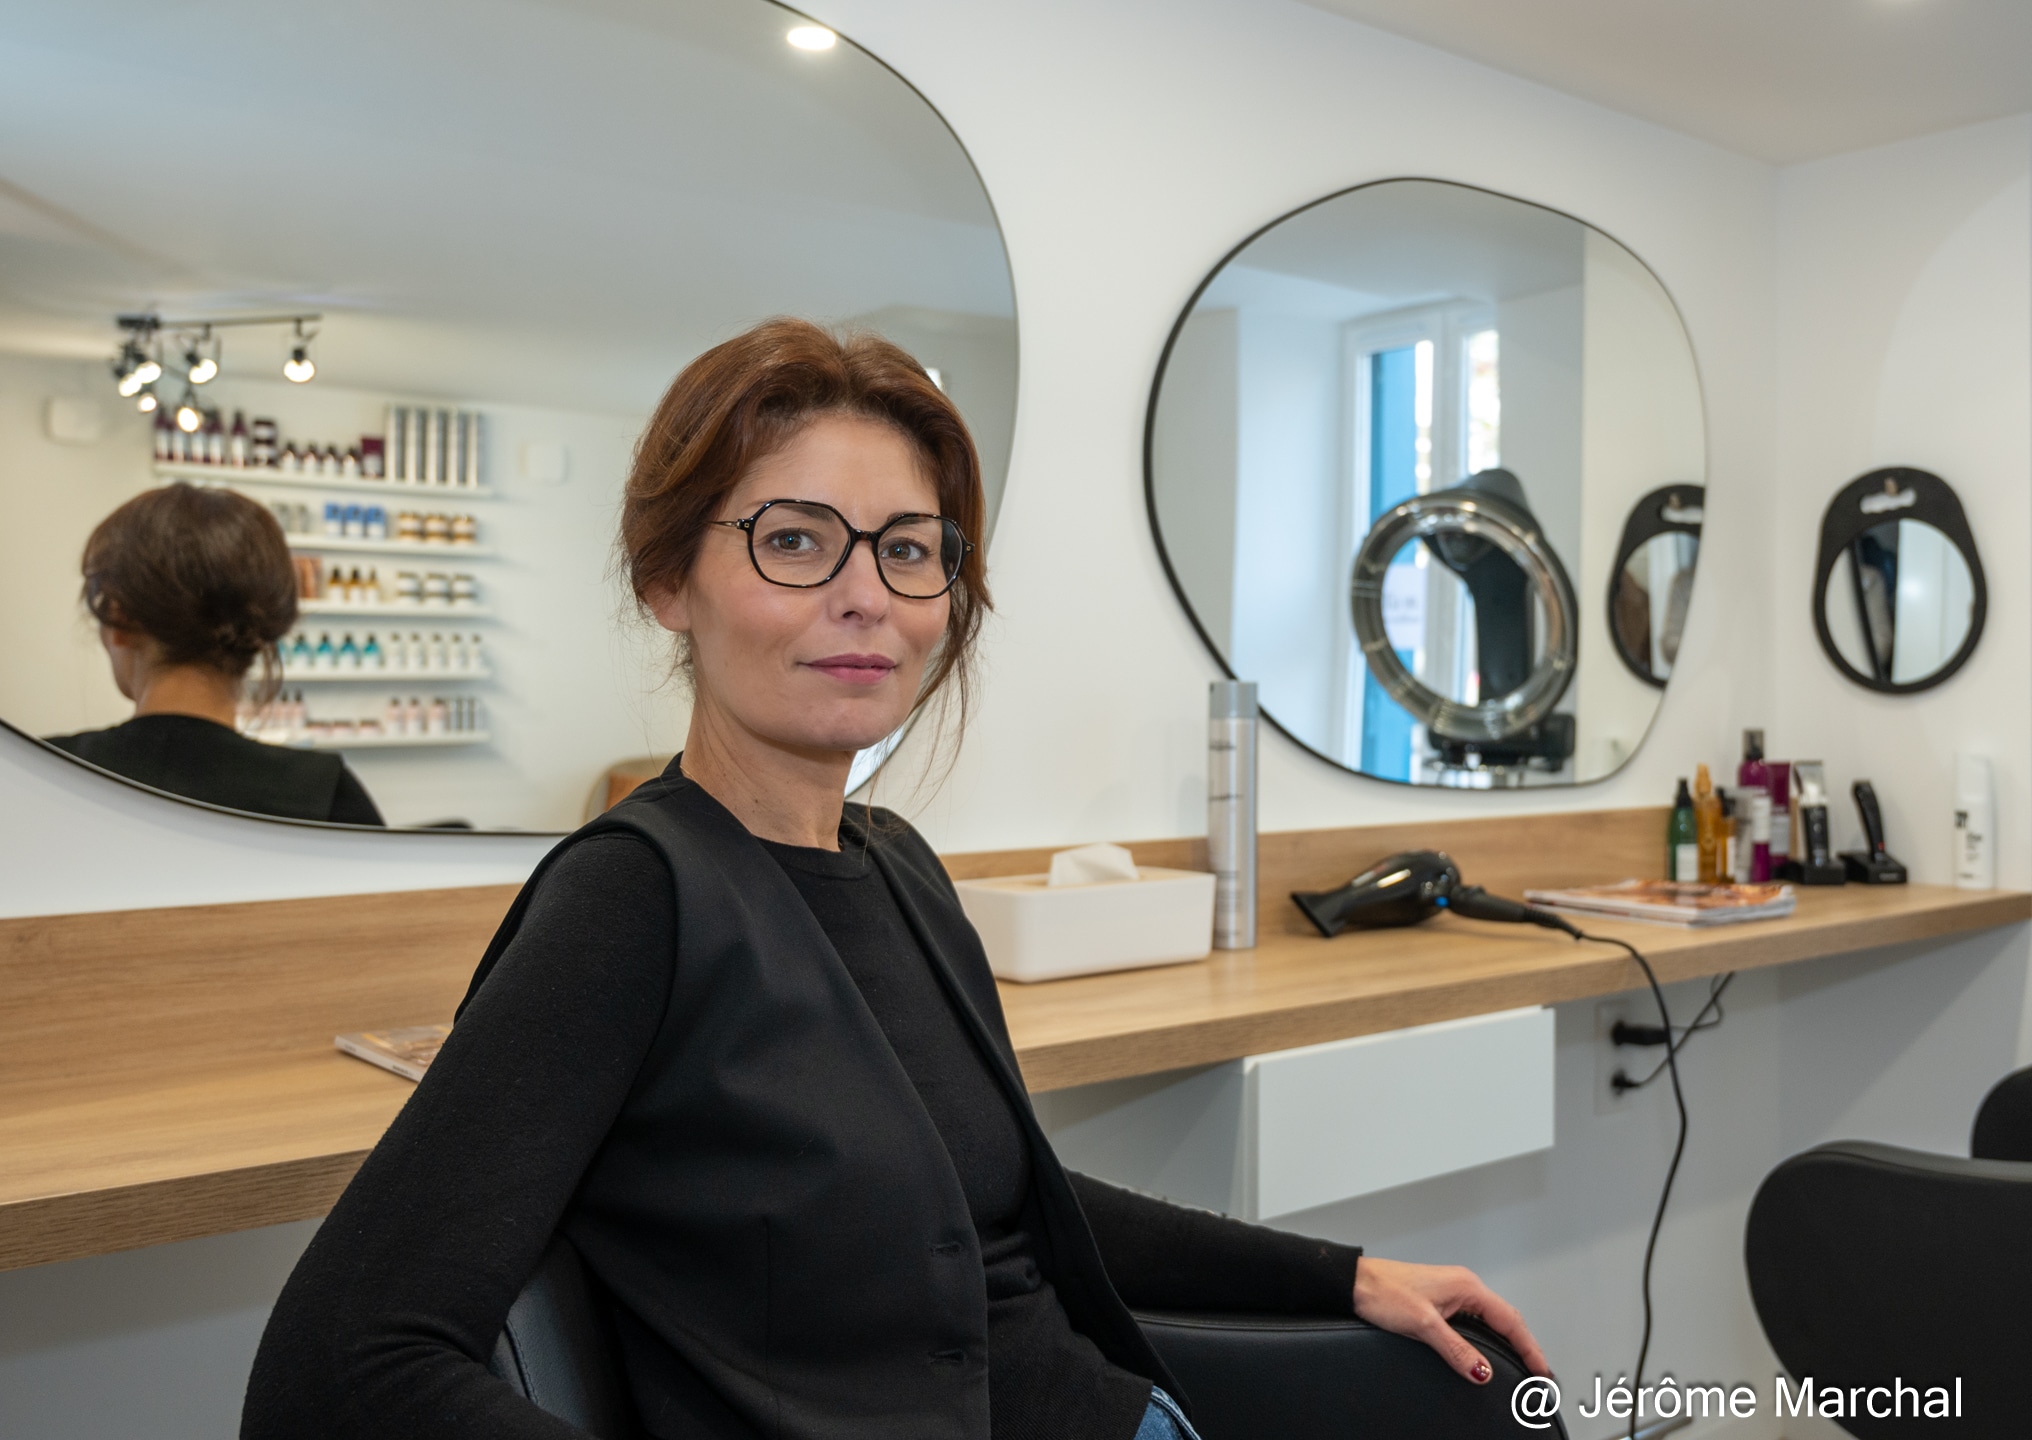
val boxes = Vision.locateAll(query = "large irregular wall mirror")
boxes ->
[1147,178,1706,787]
[0,0,1015,831]
[1813,467,1985,694]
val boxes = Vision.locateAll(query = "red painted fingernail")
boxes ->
[1470,1360,1492,1384]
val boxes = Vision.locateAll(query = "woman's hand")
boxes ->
[1352,1256,1550,1383]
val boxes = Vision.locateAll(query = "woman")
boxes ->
[47,483,383,826]
[244,320,1544,1440]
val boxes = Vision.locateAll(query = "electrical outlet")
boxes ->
[1595,1000,1640,1115]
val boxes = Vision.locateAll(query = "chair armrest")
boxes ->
[490,1238,642,1440]
[1134,1310,1562,1438]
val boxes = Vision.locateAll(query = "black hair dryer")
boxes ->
[1293,850,1580,939]
[1292,851,1461,936]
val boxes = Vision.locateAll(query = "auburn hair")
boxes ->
[620,317,991,743]
[82,482,298,701]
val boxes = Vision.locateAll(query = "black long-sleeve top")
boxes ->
[48,713,383,825]
[245,828,1361,1439]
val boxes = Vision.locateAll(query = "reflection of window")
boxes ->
[1465,328,1500,476]
[1342,308,1499,780]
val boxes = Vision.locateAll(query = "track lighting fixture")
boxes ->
[106,311,320,400]
[185,327,219,384]
[114,339,161,397]
[136,388,158,413]
[283,319,316,383]
[175,391,204,433]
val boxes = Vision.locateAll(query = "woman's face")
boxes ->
[650,413,952,758]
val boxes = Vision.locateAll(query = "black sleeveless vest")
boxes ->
[460,765,1177,1439]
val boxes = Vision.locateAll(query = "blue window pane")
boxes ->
[1361,346,1418,781]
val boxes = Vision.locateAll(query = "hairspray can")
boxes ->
[1209,680,1258,950]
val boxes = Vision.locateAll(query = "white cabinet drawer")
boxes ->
[1036,1007,1556,1220]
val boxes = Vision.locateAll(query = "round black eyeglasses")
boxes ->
[711,499,972,599]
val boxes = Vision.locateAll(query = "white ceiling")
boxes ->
[0,0,1011,413]
[1296,0,2032,164]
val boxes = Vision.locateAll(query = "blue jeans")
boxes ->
[1135,1387,1203,1440]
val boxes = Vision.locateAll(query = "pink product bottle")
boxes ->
[1739,729,1774,882]
[1766,761,1793,877]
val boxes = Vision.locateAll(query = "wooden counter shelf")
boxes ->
[2,807,2025,1272]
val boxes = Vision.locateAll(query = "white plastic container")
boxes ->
[956,867,1216,983]
[1955,752,1995,890]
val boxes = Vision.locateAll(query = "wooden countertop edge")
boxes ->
[0,1149,368,1272]
[2,886,2023,1270]
[1012,890,2032,1091]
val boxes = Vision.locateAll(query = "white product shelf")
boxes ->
[252,730,492,751]
[154,462,497,500]
[286,535,496,560]
[297,601,493,620]
[280,666,493,685]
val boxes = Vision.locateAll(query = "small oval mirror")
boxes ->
[1608,485,1704,688]
[1812,468,1984,694]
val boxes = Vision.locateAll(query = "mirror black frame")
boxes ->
[1811,466,1985,695]
[1607,484,1705,689]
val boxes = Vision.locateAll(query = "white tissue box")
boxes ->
[955,867,1217,984]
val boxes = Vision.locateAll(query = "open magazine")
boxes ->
[1524,880,1796,927]
[335,1023,450,1082]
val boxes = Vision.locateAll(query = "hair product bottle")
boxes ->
[1738,730,1773,881]
[1693,764,1723,882]
[1955,753,1996,890]
[1767,761,1793,877]
[1669,779,1698,881]
[1209,681,1258,949]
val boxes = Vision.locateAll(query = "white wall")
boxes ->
[4,0,2029,1436]
[1771,115,2032,888]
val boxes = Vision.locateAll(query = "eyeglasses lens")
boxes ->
[874,515,962,598]
[751,503,847,583]
[749,503,962,597]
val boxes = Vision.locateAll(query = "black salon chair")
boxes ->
[489,1237,1561,1438]
[1744,1066,2032,1439]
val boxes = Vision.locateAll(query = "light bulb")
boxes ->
[283,346,315,383]
[117,367,145,398]
[136,389,158,413]
[187,348,217,384]
[176,399,202,432]
[786,24,836,50]
[132,357,161,387]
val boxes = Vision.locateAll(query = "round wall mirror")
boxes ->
[1608,485,1704,687]
[0,0,1014,831]
[1813,468,1984,694]
[1146,178,1706,787]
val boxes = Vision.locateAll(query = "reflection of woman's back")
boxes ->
[46,483,384,826]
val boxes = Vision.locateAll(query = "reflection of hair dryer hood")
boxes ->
[1349,475,1579,749]
[1423,469,1540,701]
